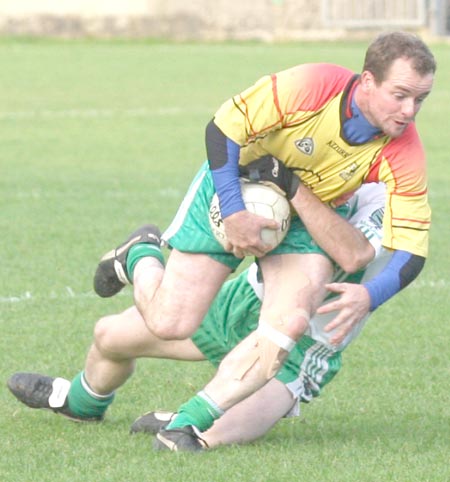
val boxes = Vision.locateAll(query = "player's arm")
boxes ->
[205,119,278,258]
[290,183,375,272]
[362,250,425,310]
[320,250,425,345]
[292,183,424,344]
[241,156,425,332]
[205,119,243,217]
[239,156,375,271]
[288,176,426,309]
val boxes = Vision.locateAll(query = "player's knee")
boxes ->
[281,308,310,339]
[145,316,194,341]
[93,315,127,357]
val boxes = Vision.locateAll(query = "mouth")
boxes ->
[393,120,409,129]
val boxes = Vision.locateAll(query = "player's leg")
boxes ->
[200,253,332,410]
[149,337,342,449]
[153,211,340,450]
[94,233,232,342]
[7,305,205,421]
[202,378,295,448]
[132,263,341,449]
[130,267,260,438]
[84,305,206,395]
[202,336,343,448]
[134,249,233,340]
[93,161,238,341]
[95,232,233,342]
[137,336,342,448]
[150,379,295,451]
[154,253,334,450]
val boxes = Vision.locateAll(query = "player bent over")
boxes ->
[8,183,389,450]
[63,32,434,442]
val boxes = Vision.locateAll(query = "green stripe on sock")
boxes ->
[166,394,222,432]
[126,243,165,280]
[67,372,115,419]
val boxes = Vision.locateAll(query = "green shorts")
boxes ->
[191,269,342,403]
[163,162,349,270]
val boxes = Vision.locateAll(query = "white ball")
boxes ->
[209,181,291,250]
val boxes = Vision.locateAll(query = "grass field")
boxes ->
[0,38,449,482]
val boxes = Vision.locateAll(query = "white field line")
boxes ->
[0,106,210,120]
[8,186,183,200]
[0,279,448,304]
[0,287,129,304]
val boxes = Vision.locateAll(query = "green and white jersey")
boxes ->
[248,182,390,351]
[191,182,390,408]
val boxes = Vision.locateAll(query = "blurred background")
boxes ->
[0,0,448,40]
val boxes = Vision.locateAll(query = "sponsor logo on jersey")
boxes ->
[326,140,350,159]
[295,137,314,155]
[339,162,359,181]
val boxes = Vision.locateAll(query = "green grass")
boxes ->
[1,38,449,482]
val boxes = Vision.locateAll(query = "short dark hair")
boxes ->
[363,31,437,83]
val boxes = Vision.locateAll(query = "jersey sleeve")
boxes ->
[365,125,431,257]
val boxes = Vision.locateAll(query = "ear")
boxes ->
[359,70,376,92]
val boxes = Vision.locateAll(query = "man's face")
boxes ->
[360,57,434,138]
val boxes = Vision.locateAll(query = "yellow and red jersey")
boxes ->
[213,63,430,257]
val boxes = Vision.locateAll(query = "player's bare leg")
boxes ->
[202,378,295,448]
[132,378,295,447]
[84,306,205,395]
[155,253,333,450]
[134,249,232,340]
[202,253,332,409]
[93,225,233,341]
[7,305,205,421]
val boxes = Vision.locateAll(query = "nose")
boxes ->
[402,98,416,118]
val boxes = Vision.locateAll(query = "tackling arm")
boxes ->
[291,185,425,311]
[363,250,425,311]
[290,184,375,272]
[241,156,426,315]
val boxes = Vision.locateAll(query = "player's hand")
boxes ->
[317,282,371,346]
[239,155,300,200]
[223,210,279,258]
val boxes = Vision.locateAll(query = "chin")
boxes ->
[386,125,406,138]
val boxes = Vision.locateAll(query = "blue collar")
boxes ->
[343,94,382,144]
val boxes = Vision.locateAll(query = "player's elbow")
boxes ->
[339,245,376,273]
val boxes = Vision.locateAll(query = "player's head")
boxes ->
[357,32,435,138]
[362,31,436,84]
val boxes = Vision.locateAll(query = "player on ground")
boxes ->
[9,183,388,451]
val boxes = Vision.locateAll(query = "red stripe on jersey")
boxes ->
[392,217,431,225]
[281,64,354,113]
[390,188,428,196]
[271,73,283,120]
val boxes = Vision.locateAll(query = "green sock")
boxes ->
[126,243,165,281]
[166,391,224,432]
[67,372,115,419]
